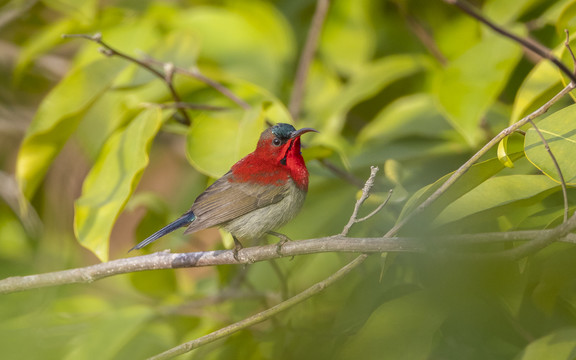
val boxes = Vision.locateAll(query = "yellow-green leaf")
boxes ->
[525,103,576,185]
[436,31,522,145]
[74,108,163,262]
[186,105,269,178]
[16,58,127,198]
[497,137,515,168]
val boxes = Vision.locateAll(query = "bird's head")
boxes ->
[255,123,317,165]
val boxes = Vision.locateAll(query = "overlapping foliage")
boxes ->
[2,0,576,359]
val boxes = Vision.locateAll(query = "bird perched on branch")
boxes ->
[131,123,317,260]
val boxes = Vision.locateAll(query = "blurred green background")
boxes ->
[2,0,576,359]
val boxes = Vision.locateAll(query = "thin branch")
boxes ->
[289,0,330,121]
[62,33,192,125]
[527,118,569,222]
[3,230,576,294]
[564,29,576,75]
[142,56,251,110]
[444,0,576,84]
[148,254,367,360]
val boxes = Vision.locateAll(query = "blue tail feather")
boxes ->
[130,212,195,251]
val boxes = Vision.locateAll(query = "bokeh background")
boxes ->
[2,0,576,359]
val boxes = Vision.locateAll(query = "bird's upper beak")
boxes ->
[290,127,318,139]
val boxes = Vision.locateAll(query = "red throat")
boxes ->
[230,136,309,191]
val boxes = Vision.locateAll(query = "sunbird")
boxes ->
[131,123,317,259]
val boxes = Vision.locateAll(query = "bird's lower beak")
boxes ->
[290,127,318,139]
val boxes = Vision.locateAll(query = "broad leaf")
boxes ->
[436,31,522,145]
[74,108,163,261]
[511,57,563,124]
[16,58,127,198]
[398,153,525,229]
[338,291,445,360]
[64,305,153,360]
[434,174,559,226]
[525,103,576,185]
[318,54,428,135]
[320,0,375,76]
[519,327,576,360]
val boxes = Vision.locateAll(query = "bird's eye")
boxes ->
[272,138,282,146]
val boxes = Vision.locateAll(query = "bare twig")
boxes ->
[142,56,251,110]
[564,30,576,75]
[357,189,393,223]
[62,33,192,125]
[340,167,392,235]
[289,0,330,121]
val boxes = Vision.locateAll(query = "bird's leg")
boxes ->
[267,231,292,256]
[232,236,243,261]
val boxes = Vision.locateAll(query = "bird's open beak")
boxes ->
[290,127,318,139]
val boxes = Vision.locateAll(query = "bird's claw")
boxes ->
[233,240,243,262]
[275,239,288,256]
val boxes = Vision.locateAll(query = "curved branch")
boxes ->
[149,254,367,360]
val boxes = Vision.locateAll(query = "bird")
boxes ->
[130,123,317,260]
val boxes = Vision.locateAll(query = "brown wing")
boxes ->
[183,172,289,234]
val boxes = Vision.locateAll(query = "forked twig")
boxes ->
[341,166,392,236]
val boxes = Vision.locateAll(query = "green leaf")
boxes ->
[519,327,576,360]
[175,2,294,91]
[511,57,563,124]
[484,0,546,23]
[557,1,576,35]
[320,0,375,76]
[64,305,153,360]
[337,291,445,360]
[42,0,98,23]
[398,153,525,227]
[319,54,428,135]
[434,175,559,226]
[357,93,452,145]
[15,18,77,81]
[186,105,269,178]
[525,103,576,185]
[74,108,163,262]
[497,138,515,168]
[16,58,127,198]
[435,31,522,145]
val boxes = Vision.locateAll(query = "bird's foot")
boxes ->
[267,231,292,257]
[233,236,243,262]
